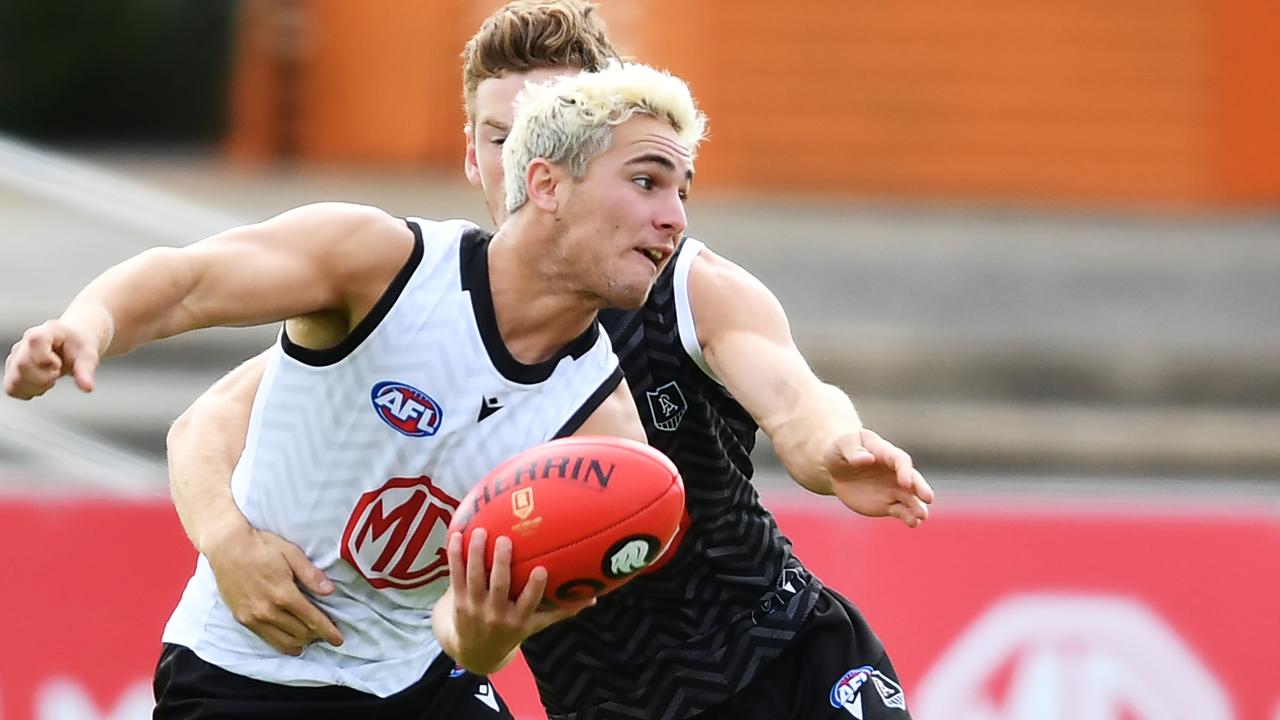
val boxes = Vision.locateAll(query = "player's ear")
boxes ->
[463,125,481,187]
[525,158,562,213]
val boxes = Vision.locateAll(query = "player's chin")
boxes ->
[603,283,652,311]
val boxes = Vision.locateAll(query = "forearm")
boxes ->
[167,356,263,554]
[766,381,864,495]
[62,247,201,358]
[168,412,251,554]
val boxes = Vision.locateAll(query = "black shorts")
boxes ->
[693,587,912,720]
[152,643,513,719]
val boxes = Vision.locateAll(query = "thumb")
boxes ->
[69,352,98,393]
[283,543,334,595]
[834,435,875,468]
[61,333,100,393]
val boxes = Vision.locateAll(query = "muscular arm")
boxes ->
[168,351,342,654]
[688,250,934,525]
[168,354,262,555]
[5,202,411,399]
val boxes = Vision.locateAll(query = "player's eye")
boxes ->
[490,137,507,146]
[633,176,654,190]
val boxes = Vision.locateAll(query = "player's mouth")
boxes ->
[635,247,670,271]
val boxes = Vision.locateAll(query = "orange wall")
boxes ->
[225,1,1279,206]
[226,0,477,165]
[1210,0,1280,203]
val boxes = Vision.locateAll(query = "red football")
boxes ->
[448,436,684,607]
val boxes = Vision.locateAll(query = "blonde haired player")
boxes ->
[500,59,705,214]
[159,2,934,719]
[5,60,704,719]
[433,60,705,674]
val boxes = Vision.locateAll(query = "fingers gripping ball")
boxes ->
[449,436,684,607]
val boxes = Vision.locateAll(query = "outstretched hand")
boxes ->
[824,429,934,527]
[4,320,100,399]
[204,525,343,655]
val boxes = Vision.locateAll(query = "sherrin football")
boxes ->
[448,436,684,607]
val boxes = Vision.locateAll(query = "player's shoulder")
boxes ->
[679,240,788,358]
[404,215,484,237]
[276,201,403,235]
[251,203,413,278]
[685,242,774,309]
[261,203,414,270]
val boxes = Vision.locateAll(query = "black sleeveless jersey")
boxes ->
[520,238,823,720]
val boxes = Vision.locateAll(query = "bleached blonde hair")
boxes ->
[502,60,708,214]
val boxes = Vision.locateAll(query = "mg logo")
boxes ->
[915,594,1232,719]
[341,476,460,590]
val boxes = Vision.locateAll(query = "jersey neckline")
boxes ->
[459,228,601,385]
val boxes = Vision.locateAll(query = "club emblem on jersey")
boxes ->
[371,380,443,437]
[341,476,460,590]
[645,381,687,432]
[829,666,906,718]
[752,566,810,623]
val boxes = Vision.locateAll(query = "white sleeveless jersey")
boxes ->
[162,217,622,697]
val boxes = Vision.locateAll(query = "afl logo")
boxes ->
[371,381,443,437]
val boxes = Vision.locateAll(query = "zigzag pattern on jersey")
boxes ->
[164,221,628,696]
[537,589,812,720]
[243,299,479,558]
[523,243,822,719]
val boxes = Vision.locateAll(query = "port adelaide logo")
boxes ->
[645,381,687,432]
[371,380,443,437]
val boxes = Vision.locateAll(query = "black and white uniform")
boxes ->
[156,220,622,719]
[521,238,910,720]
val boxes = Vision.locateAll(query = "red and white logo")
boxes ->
[341,476,460,590]
[915,594,1232,719]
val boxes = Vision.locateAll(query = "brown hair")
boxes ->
[461,0,620,123]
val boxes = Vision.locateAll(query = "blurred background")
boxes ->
[1,1,1277,718]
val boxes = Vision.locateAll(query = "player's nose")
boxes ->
[652,188,687,237]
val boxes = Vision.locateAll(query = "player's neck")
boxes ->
[488,219,601,365]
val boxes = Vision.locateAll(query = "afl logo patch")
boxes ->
[371,381,443,437]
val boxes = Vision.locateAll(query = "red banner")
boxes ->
[2,493,1276,719]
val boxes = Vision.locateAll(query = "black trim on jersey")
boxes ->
[459,227,601,384]
[552,365,624,438]
[281,218,425,367]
